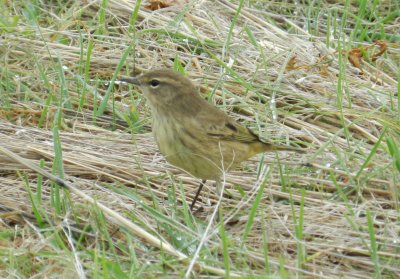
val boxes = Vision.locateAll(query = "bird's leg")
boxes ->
[215,177,222,222]
[190,179,206,211]
[215,177,222,198]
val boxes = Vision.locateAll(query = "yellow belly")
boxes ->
[152,117,252,180]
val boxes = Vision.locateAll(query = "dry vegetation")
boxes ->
[0,0,399,278]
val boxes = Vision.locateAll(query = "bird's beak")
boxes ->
[119,77,140,85]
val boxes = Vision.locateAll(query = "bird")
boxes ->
[120,69,303,210]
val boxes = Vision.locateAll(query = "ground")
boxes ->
[0,0,399,278]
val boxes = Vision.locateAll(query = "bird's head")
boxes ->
[120,69,196,110]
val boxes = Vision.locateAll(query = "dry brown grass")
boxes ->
[1,0,399,278]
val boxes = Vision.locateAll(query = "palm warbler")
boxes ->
[121,69,303,210]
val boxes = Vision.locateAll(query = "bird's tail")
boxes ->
[268,143,305,153]
[250,142,305,156]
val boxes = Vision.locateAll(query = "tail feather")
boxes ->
[250,142,305,156]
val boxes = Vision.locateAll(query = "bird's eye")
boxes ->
[150,79,160,88]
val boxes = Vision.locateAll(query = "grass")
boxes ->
[0,0,400,278]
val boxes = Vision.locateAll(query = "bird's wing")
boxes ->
[188,97,262,143]
[203,115,261,143]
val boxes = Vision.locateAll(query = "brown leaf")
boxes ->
[348,48,363,72]
[285,56,298,71]
[144,0,178,11]
[285,55,311,72]
[371,40,387,62]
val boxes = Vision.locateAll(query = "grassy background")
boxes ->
[0,0,399,277]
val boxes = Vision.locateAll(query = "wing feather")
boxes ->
[206,119,261,143]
